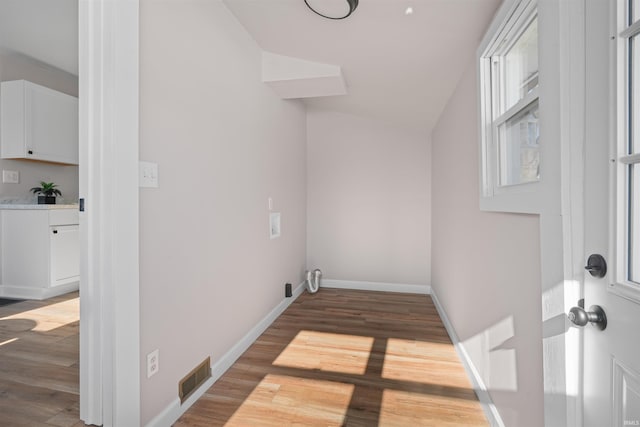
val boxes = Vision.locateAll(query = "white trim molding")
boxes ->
[477,0,543,214]
[145,281,307,427]
[430,288,505,427]
[321,279,431,294]
[79,0,140,425]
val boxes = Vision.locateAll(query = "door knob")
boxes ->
[568,305,607,330]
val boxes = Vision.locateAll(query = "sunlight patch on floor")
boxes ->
[380,389,488,427]
[273,330,374,375]
[0,337,18,347]
[226,374,354,426]
[0,297,79,332]
[382,338,473,388]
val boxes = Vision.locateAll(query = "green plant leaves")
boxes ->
[30,181,62,197]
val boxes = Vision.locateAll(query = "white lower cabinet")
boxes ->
[0,208,79,300]
[50,224,80,287]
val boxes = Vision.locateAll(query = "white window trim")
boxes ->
[611,0,640,305]
[478,0,542,213]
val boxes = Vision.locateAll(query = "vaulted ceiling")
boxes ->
[223,0,502,134]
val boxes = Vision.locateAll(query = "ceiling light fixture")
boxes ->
[304,0,359,20]
[405,6,414,15]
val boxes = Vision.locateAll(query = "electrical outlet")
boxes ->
[2,170,19,184]
[147,349,159,378]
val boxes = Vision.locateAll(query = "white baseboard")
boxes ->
[145,281,306,427]
[321,279,431,294]
[429,288,505,427]
[0,282,79,300]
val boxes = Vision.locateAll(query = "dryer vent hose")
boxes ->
[306,269,322,294]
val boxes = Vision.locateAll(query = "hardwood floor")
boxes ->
[0,292,85,427]
[176,289,488,427]
[0,289,487,426]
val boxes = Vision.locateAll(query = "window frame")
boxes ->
[611,0,640,304]
[478,0,541,213]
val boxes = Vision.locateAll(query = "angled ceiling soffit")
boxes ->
[262,51,347,99]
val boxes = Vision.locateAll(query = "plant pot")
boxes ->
[37,195,56,205]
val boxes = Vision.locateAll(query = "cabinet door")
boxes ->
[50,225,80,287]
[1,210,49,287]
[0,81,26,159]
[25,83,79,164]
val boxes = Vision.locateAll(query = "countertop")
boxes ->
[0,204,79,210]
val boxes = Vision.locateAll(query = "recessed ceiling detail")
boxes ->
[262,52,347,100]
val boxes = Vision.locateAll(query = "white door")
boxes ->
[581,1,640,426]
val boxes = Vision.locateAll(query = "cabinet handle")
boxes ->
[52,229,58,234]
[27,150,33,155]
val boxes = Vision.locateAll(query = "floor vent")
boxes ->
[179,357,211,404]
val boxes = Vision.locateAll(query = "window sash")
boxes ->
[617,1,640,290]
[487,11,540,190]
[490,13,539,119]
[493,87,539,127]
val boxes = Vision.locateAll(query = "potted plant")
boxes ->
[30,181,62,205]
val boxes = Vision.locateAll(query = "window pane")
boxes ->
[503,18,538,113]
[498,101,540,186]
[630,164,640,282]
[632,0,640,24]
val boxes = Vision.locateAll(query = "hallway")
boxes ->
[176,289,487,426]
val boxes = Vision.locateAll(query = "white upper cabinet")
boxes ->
[1,80,79,165]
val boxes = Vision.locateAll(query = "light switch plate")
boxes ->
[139,161,158,188]
[2,170,19,184]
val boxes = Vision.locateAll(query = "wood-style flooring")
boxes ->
[0,292,84,427]
[176,289,488,426]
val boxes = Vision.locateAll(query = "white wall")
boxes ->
[138,0,307,423]
[0,52,79,202]
[431,61,544,426]
[307,110,431,286]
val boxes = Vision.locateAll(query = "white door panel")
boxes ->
[612,360,640,427]
[581,1,640,426]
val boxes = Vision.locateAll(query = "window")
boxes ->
[478,0,539,209]
[613,0,640,301]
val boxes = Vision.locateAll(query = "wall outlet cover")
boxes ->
[147,349,159,378]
